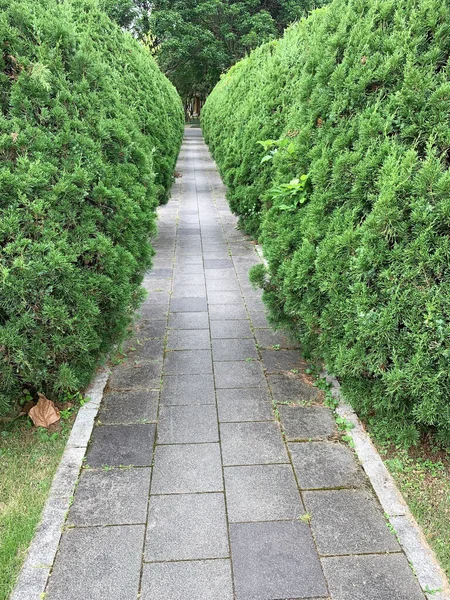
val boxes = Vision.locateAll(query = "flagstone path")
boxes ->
[44,128,426,600]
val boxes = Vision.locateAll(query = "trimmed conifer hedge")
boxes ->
[202,0,450,445]
[0,0,183,412]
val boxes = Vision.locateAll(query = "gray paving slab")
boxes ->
[211,319,253,339]
[248,311,270,328]
[212,338,258,361]
[220,421,289,465]
[322,554,425,600]
[161,373,215,405]
[304,489,401,555]
[269,372,320,402]
[158,405,219,444]
[209,304,248,320]
[215,360,266,388]
[141,560,234,600]
[290,441,366,489]
[204,259,233,269]
[151,443,223,493]
[164,349,213,374]
[139,302,169,319]
[167,329,211,349]
[99,390,158,424]
[171,297,208,312]
[224,464,303,522]
[260,349,305,372]
[68,468,151,526]
[206,279,240,291]
[173,274,205,286]
[208,290,244,304]
[230,521,328,599]
[108,361,162,390]
[145,493,229,561]
[123,338,164,361]
[169,311,209,329]
[254,328,300,349]
[217,387,273,422]
[46,525,144,600]
[135,319,166,339]
[279,405,337,439]
[86,424,155,467]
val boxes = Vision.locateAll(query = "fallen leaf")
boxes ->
[317,118,323,127]
[29,393,60,428]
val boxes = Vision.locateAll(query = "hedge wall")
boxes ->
[202,0,450,445]
[0,0,184,412]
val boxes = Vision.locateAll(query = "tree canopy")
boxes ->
[103,0,325,102]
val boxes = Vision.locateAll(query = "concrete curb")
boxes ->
[255,243,449,600]
[10,367,110,600]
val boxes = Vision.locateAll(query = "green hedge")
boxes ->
[0,0,184,412]
[202,0,450,445]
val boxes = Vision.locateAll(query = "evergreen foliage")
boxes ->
[0,0,183,412]
[147,0,326,103]
[202,0,450,445]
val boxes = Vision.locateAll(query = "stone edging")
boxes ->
[255,243,450,600]
[10,367,110,600]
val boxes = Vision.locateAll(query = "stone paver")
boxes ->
[151,443,223,494]
[304,489,401,555]
[44,127,425,600]
[67,468,151,526]
[160,373,215,405]
[46,525,144,600]
[158,405,218,444]
[217,387,272,422]
[99,390,158,424]
[290,441,366,489]
[279,405,337,440]
[221,421,289,465]
[322,554,425,600]
[230,521,328,599]
[145,493,229,561]
[141,560,234,600]
[86,424,155,467]
[224,464,303,522]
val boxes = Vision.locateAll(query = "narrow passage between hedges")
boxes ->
[43,128,425,600]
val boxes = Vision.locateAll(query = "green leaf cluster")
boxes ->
[202,0,450,446]
[0,0,184,413]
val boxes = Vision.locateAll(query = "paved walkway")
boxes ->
[44,128,425,600]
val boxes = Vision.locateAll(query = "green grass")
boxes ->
[0,421,68,600]
[380,445,450,581]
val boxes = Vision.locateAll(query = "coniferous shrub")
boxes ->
[202,0,450,445]
[0,0,183,412]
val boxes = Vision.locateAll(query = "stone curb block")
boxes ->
[10,367,110,600]
[256,242,449,600]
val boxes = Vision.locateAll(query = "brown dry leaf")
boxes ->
[317,118,323,127]
[29,393,60,428]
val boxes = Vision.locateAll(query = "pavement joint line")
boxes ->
[10,366,110,600]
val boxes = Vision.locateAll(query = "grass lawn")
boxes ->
[379,443,450,582]
[0,421,68,600]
